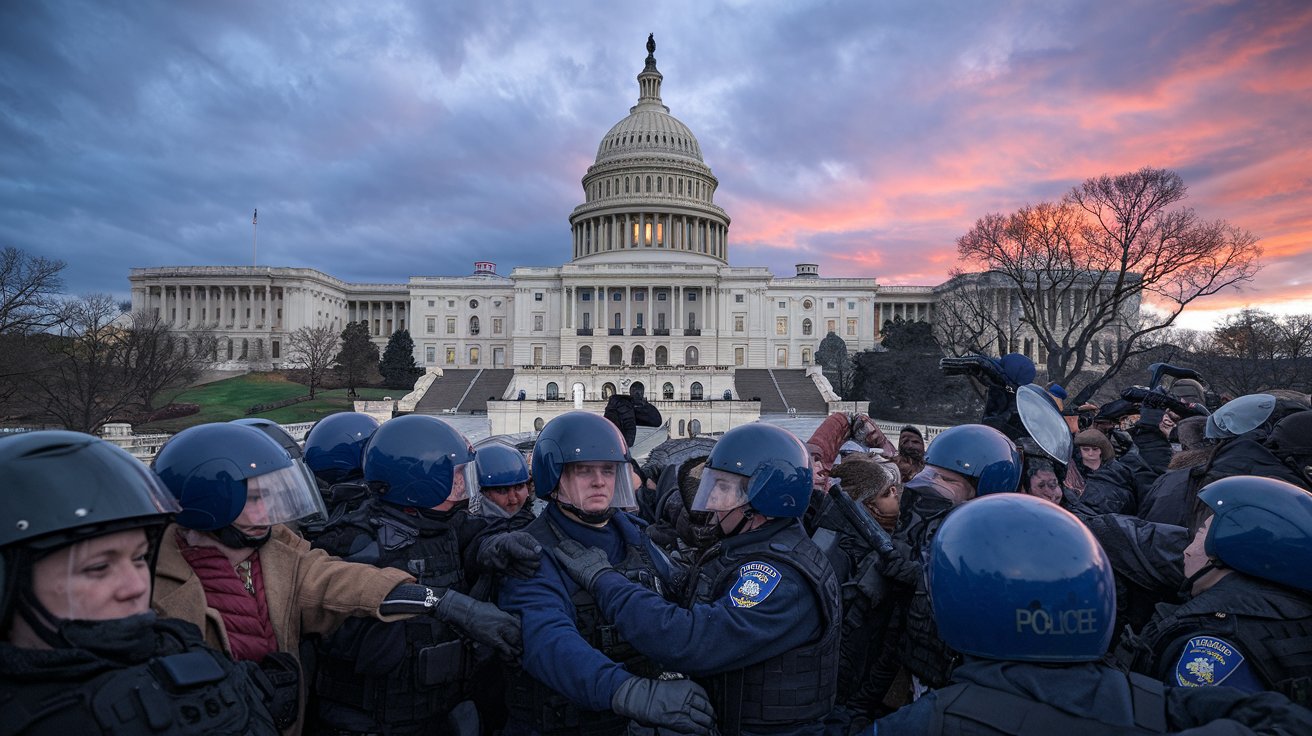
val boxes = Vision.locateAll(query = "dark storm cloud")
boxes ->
[0,0,1309,329]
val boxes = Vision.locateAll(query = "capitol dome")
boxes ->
[569,35,730,267]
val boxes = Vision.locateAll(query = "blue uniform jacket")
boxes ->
[589,518,824,677]
[497,504,649,712]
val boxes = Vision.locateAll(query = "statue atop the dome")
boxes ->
[647,33,655,56]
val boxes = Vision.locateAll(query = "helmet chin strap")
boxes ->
[556,499,617,525]
[1179,559,1226,598]
[712,505,757,539]
[214,525,272,549]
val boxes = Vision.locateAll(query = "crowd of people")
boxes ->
[2,354,1311,735]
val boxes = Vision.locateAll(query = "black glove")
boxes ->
[477,531,543,579]
[434,590,522,660]
[255,652,301,730]
[610,676,716,735]
[552,538,616,593]
[874,537,921,587]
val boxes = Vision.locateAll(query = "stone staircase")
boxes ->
[734,369,788,414]
[456,369,516,413]
[772,369,829,415]
[413,370,481,414]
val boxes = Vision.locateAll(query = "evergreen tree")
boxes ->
[379,329,421,389]
[335,320,378,396]
[815,332,854,397]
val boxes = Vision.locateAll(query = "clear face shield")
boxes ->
[691,468,751,514]
[556,461,637,513]
[444,460,479,506]
[471,477,532,519]
[236,463,328,532]
[30,527,156,623]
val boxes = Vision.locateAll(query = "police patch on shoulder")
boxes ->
[1174,636,1245,687]
[729,561,781,608]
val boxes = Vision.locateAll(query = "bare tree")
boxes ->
[121,310,217,413]
[29,294,137,433]
[1187,309,1312,396]
[287,323,339,399]
[953,167,1261,403]
[0,246,66,334]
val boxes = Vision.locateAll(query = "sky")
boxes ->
[2,0,1309,332]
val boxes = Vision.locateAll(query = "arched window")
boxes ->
[685,346,699,365]
[578,346,592,365]
[469,316,480,335]
[646,176,652,192]
[656,346,669,365]
[534,417,545,431]
[656,177,661,193]
[632,345,645,365]
[625,177,630,193]
[690,382,704,400]
[609,346,623,365]
[802,318,813,336]
[602,382,617,399]
[606,180,611,196]
[663,382,674,400]
[546,382,559,400]
[689,419,702,436]
[239,338,249,360]
[572,382,586,402]
[776,348,788,366]
[678,419,686,436]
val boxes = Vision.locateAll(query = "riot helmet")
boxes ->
[530,411,637,520]
[470,440,531,518]
[231,417,318,495]
[1196,476,1312,592]
[920,423,1022,497]
[362,415,476,509]
[1,431,180,645]
[1205,393,1276,440]
[929,493,1115,662]
[153,423,325,546]
[303,411,380,485]
[692,422,812,519]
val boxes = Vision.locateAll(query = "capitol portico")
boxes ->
[129,36,996,403]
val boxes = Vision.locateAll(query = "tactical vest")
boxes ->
[1116,575,1312,706]
[894,489,960,688]
[682,521,841,736]
[0,645,278,735]
[311,499,474,727]
[506,512,665,736]
[928,672,1169,735]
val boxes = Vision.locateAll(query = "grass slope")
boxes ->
[137,373,397,433]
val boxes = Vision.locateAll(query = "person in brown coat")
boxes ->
[150,422,521,735]
[806,411,896,493]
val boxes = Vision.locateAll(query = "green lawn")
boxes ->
[136,373,398,433]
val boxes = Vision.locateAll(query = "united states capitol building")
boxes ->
[129,37,1117,418]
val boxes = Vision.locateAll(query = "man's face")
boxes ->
[485,482,530,515]
[1025,470,1062,503]
[234,484,272,537]
[556,461,618,513]
[31,528,153,621]
[899,432,925,458]
[1182,515,1213,580]
[912,465,976,504]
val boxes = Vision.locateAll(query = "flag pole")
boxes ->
[252,208,258,266]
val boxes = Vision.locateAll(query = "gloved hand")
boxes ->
[874,536,921,587]
[610,676,716,735]
[477,531,543,579]
[434,590,522,660]
[552,538,616,593]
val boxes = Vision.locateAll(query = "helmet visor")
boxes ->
[239,463,327,528]
[33,527,157,622]
[556,461,637,511]
[447,461,480,505]
[691,468,750,513]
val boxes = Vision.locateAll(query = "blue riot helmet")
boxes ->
[303,412,380,485]
[929,493,1116,662]
[230,417,318,494]
[1197,476,1312,592]
[530,411,636,509]
[1,431,180,633]
[1205,393,1276,440]
[470,440,532,518]
[362,415,476,508]
[921,423,1022,496]
[153,423,325,535]
[692,422,812,519]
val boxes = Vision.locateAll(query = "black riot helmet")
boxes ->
[0,431,180,640]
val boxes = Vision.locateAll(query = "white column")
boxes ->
[625,286,631,333]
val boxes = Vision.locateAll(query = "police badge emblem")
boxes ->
[1175,636,1245,687]
[729,561,781,608]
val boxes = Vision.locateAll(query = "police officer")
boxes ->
[872,493,1312,735]
[0,430,280,735]
[879,423,1022,695]
[1117,475,1312,703]
[300,411,381,526]
[551,421,840,736]
[498,410,714,736]
[308,415,524,734]
[470,441,535,527]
